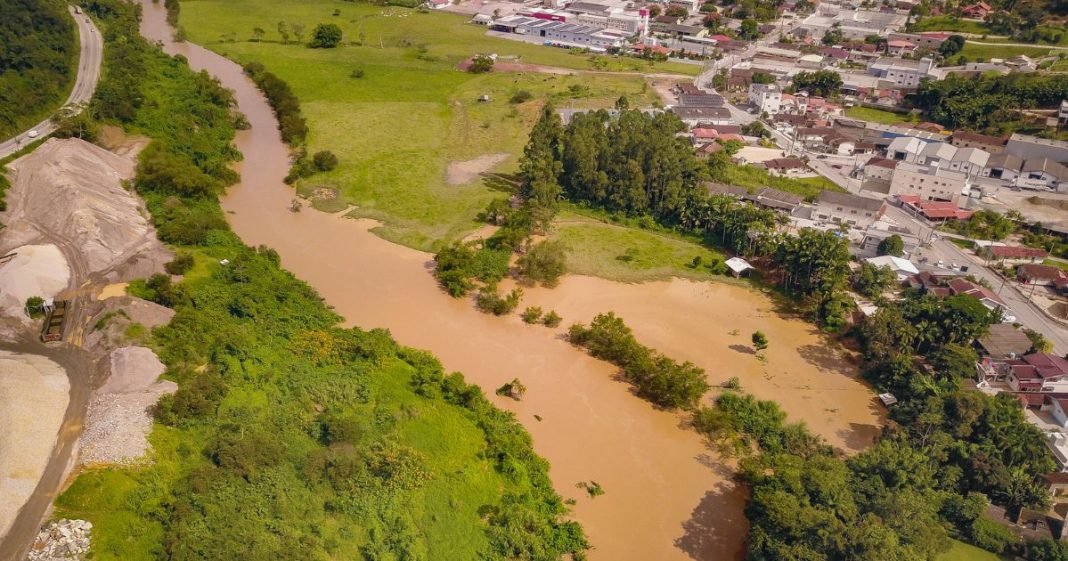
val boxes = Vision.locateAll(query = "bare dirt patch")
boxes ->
[0,244,70,321]
[446,153,509,185]
[97,125,150,158]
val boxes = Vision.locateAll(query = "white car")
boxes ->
[27,130,38,139]
[1002,314,1017,324]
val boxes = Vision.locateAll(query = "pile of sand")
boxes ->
[0,351,69,541]
[78,346,175,466]
[0,244,70,319]
[3,138,160,275]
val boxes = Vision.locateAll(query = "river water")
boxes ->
[137,3,880,558]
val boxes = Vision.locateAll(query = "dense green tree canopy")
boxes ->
[0,0,75,138]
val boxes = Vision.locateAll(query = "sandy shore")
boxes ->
[0,351,70,541]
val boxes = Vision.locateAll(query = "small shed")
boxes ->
[725,257,753,277]
[878,393,898,407]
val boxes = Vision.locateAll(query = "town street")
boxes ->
[0,7,103,160]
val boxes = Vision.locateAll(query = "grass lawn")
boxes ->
[1044,258,1068,271]
[937,539,1009,561]
[549,211,727,283]
[911,16,994,35]
[713,164,844,201]
[181,0,672,250]
[845,106,918,126]
[960,41,1055,60]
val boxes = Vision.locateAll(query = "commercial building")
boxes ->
[747,83,782,115]
[812,191,887,229]
[866,57,936,88]
[491,15,632,50]
[887,161,968,204]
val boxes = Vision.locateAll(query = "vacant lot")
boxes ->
[845,106,918,126]
[182,0,680,249]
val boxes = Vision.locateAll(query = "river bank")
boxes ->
[139,1,881,558]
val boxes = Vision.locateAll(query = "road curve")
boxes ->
[0,6,103,160]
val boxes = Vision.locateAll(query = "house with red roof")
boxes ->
[962,1,993,18]
[999,353,1068,393]
[898,195,975,222]
[948,277,1007,312]
[887,39,918,56]
[1017,263,1068,287]
[982,245,1049,265]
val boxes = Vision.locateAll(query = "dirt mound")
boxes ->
[446,153,509,185]
[78,346,175,466]
[2,138,168,276]
[83,296,175,353]
[0,244,70,320]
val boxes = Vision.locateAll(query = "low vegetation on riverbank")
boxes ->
[55,2,586,559]
[0,0,76,140]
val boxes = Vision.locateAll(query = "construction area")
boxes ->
[0,138,179,559]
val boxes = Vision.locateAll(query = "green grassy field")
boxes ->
[1044,258,1068,271]
[845,106,919,126]
[960,41,1056,60]
[937,539,1008,561]
[911,16,994,35]
[181,0,679,249]
[549,211,727,282]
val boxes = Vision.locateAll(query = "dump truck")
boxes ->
[41,300,68,342]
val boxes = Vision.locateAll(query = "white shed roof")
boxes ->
[725,256,754,273]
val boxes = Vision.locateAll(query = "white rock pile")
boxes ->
[27,519,91,561]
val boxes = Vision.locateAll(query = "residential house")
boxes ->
[864,255,919,281]
[999,352,1068,392]
[951,130,1007,154]
[948,277,1008,312]
[1042,472,1068,499]
[886,39,918,57]
[856,226,920,258]
[982,245,1049,265]
[813,191,887,229]
[763,157,809,176]
[704,182,749,198]
[978,323,1035,359]
[748,187,803,213]
[1044,395,1068,428]
[1018,263,1068,286]
[962,1,993,18]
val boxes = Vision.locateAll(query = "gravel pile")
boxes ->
[27,519,91,561]
[78,347,175,466]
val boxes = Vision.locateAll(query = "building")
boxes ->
[978,323,1035,359]
[947,147,991,177]
[856,226,920,258]
[670,106,732,126]
[982,245,1049,264]
[764,157,809,176]
[1006,133,1068,164]
[887,161,968,204]
[986,152,1023,180]
[951,131,1007,154]
[748,187,803,213]
[748,83,782,115]
[1019,158,1068,191]
[678,93,725,107]
[866,57,935,88]
[999,353,1068,392]
[813,191,887,229]
[796,5,908,40]
[962,1,993,18]
[886,39,918,57]
[898,196,974,222]
[864,255,919,281]
[491,16,632,50]
[1018,263,1068,286]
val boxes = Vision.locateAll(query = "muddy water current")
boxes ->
[138,4,881,558]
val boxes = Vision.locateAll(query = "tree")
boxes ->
[822,22,844,45]
[739,18,760,40]
[309,23,342,48]
[291,22,306,44]
[277,21,290,44]
[517,240,567,287]
[742,121,768,137]
[518,103,564,229]
[252,27,266,42]
[877,234,905,257]
[665,5,688,18]
[791,70,844,97]
[853,262,897,298]
[939,34,965,57]
[25,296,45,319]
[312,150,338,171]
[1026,329,1054,353]
[752,331,768,351]
[469,54,495,73]
[165,252,195,275]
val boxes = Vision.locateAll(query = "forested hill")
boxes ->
[0,0,76,139]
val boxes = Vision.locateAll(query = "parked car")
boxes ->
[27,130,38,139]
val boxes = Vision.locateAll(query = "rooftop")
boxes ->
[817,190,885,212]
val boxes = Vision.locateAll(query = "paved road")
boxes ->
[0,7,103,160]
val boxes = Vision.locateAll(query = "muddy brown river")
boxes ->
[138,3,881,558]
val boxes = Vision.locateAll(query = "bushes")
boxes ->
[309,23,342,48]
[516,240,567,287]
[25,296,45,319]
[164,252,195,275]
[312,150,338,171]
[568,312,710,409]
[509,90,533,104]
[476,285,523,316]
[243,62,308,144]
[433,241,510,297]
[469,54,494,73]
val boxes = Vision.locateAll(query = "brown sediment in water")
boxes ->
[136,3,880,559]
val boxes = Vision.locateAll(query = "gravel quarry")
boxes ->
[0,244,70,322]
